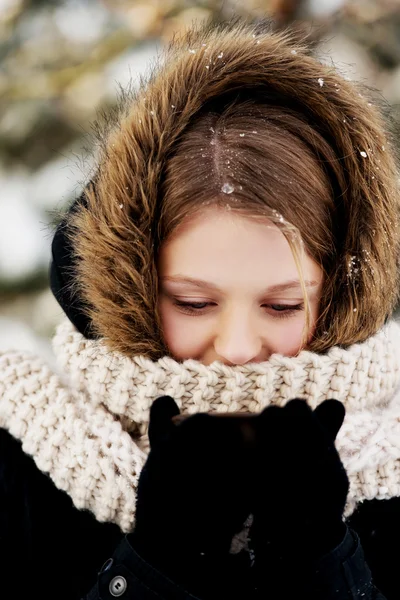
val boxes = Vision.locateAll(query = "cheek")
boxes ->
[272,303,319,356]
[267,316,311,357]
[159,301,209,359]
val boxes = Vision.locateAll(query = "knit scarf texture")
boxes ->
[1,317,400,533]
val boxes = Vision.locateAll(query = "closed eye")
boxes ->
[172,300,304,319]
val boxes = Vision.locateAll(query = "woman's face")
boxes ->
[158,207,323,366]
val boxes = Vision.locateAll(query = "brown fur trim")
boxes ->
[68,18,400,358]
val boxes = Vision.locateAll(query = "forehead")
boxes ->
[158,207,318,288]
[162,206,284,251]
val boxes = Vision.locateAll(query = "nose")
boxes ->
[214,313,263,365]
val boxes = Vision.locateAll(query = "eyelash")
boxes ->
[172,301,304,319]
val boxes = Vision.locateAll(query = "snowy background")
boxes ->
[1,0,400,359]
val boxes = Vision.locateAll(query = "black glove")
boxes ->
[129,396,257,600]
[250,399,349,567]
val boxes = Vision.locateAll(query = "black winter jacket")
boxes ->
[0,426,398,600]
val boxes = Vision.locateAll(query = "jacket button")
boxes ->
[109,575,127,597]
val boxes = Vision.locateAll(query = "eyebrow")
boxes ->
[161,276,319,295]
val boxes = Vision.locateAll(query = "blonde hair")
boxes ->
[158,97,347,354]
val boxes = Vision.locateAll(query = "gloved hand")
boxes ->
[129,396,257,599]
[250,399,349,568]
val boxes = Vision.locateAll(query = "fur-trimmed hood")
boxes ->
[50,18,400,359]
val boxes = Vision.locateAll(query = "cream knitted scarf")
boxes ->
[1,317,400,533]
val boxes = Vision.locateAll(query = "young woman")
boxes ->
[1,17,400,600]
